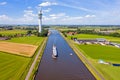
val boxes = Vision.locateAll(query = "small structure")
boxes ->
[0,37,10,40]
[67,32,77,36]
[98,59,109,65]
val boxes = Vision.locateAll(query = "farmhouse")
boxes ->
[67,32,77,35]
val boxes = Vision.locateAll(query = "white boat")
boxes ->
[52,45,58,58]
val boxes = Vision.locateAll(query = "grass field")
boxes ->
[0,34,45,79]
[0,30,27,35]
[76,44,120,80]
[0,52,31,80]
[68,34,120,43]
[77,44,120,62]
[67,33,120,79]
[0,42,37,57]
[7,36,43,46]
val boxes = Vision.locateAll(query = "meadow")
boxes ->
[68,33,120,80]
[76,44,120,80]
[0,30,27,35]
[77,44,120,62]
[0,52,31,80]
[0,30,45,80]
[7,36,44,46]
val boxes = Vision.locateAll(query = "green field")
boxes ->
[66,33,120,80]
[7,36,44,46]
[77,44,120,62]
[68,34,120,43]
[0,32,45,80]
[76,44,120,80]
[0,52,31,80]
[0,30,27,35]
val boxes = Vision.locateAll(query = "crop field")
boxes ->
[0,42,37,57]
[68,34,120,43]
[0,30,27,35]
[0,32,45,80]
[116,30,120,33]
[67,33,120,79]
[76,44,120,80]
[76,44,120,62]
[0,52,31,80]
[7,36,44,46]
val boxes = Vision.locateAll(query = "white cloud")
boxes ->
[22,9,37,21]
[49,13,65,17]
[39,2,57,7]
[27,6,32,9]
[58,2,93,12]
[85,15,96,18]
[0,15,11,21]
[0,2,7,6]
[43,8,51,13]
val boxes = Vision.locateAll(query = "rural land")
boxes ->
[0,0,120,80]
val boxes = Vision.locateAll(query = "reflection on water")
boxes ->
[35,30,96,80]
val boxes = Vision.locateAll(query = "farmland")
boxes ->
[0,30,27,36]
[76,44,120,80]
[76,44,120,62]
[0,30,45,80]
[0,42,37,57]
[67,33,120,80]
[0,52,31,80]
[7,36,44,46]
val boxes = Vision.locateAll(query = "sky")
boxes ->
[0,0,120,25]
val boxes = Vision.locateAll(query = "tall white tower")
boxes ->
[38,8,42,33]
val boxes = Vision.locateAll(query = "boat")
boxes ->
[52,45,58,58]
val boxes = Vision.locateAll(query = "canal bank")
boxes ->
[60,32,104,80]
[35,30,96,80]
[25,37,48,80]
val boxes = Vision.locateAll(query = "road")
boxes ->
[25,38,47,80]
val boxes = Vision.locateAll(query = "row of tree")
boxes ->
[77,29,120,37]
[61,29,120,38]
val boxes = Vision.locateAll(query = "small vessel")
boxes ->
[70,53,73,56]
[52,45,58,58]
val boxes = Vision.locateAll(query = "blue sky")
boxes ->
[0,0,120,25]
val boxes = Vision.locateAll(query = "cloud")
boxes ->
[49,13,65,17]
[0,15,11,20]
[0,2,7,6]
[27,6,32,9]
[85,15,96,18]
[43,8,51,13]
[0,9,38,24]
[23,9,37,21]
[39,2,57,7]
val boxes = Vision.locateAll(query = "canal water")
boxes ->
[35,30,96,80]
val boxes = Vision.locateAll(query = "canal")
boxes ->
[35,30,96,80]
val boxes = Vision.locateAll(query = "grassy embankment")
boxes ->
[0,30,45,80]
[68,33,120,80]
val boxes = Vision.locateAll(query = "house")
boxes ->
[67,32,77,35]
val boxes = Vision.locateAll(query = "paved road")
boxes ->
[25,38,47,80]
